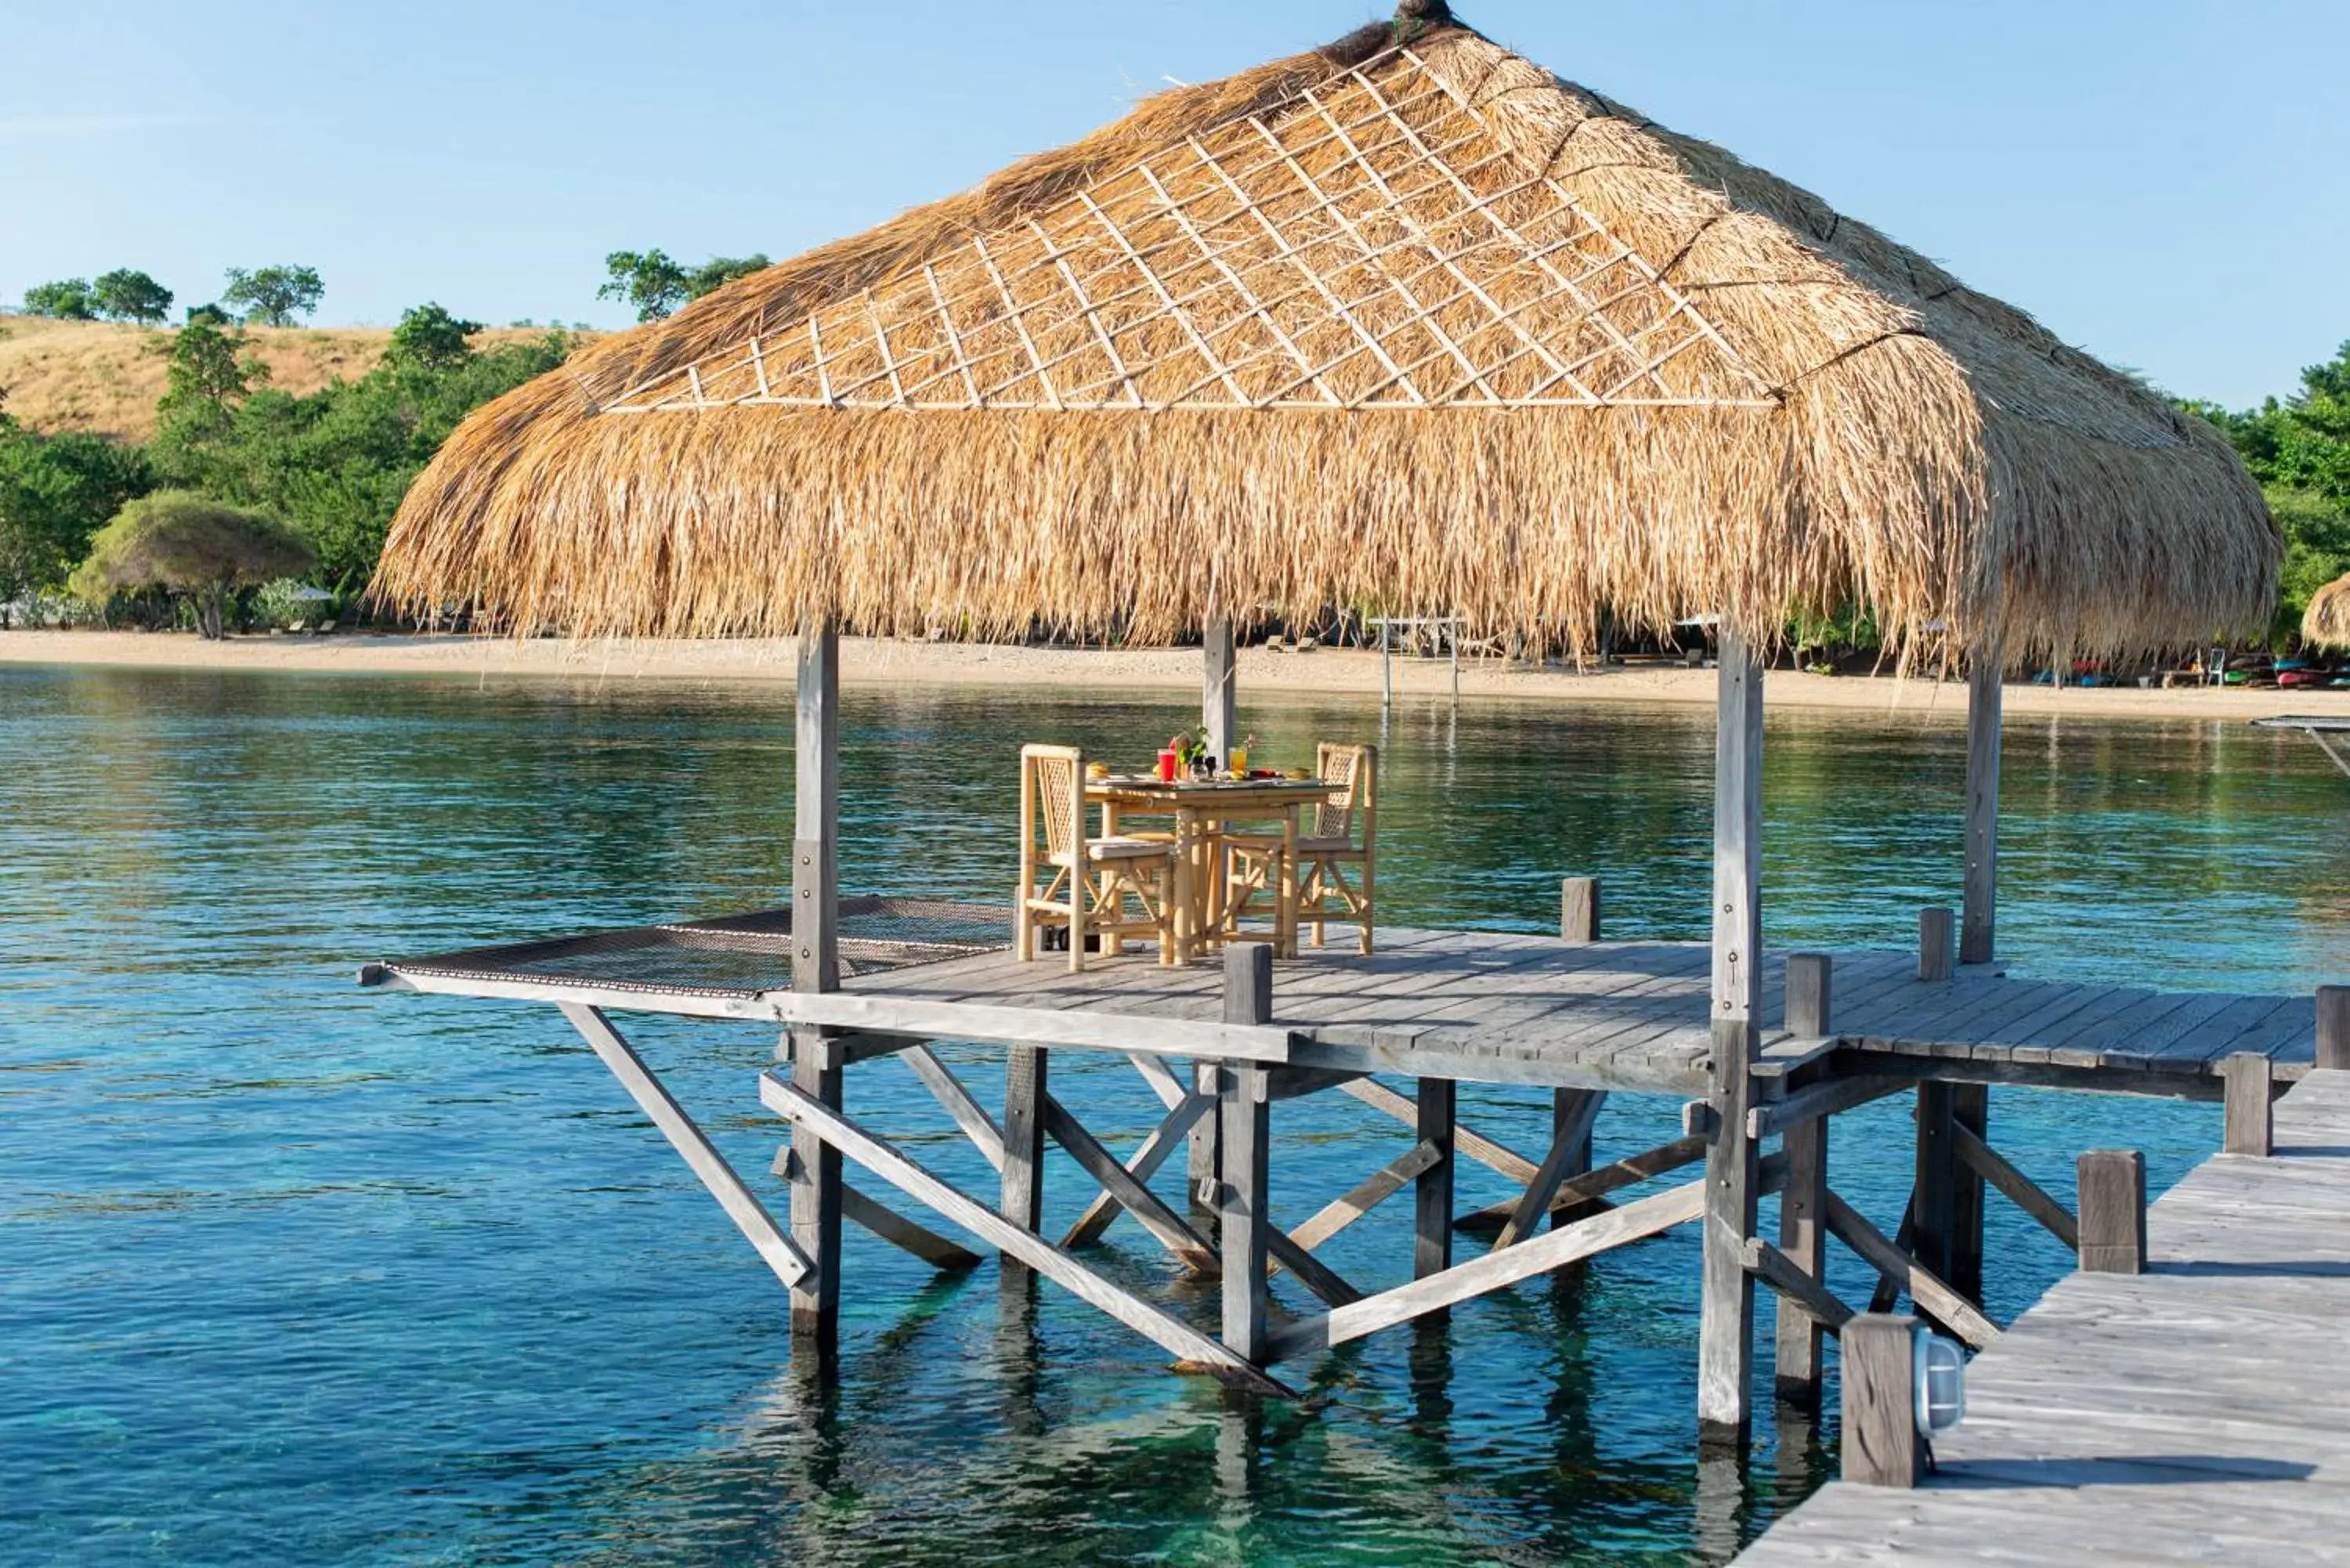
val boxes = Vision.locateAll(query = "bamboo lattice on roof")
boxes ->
[373,9,2279,659]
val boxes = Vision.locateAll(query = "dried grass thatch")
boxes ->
[2306,572,2350,651]
[374,9,2276,657]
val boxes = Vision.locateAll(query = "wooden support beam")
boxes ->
[1744,1237,1853,1335]
[790,618,843,1346]
[1560,876,1602,944]
[759,1073,1293,1397]
[1961,645,2002,967]
[1202,617,1237,766]
[1841,1314,1925,1488]
[1918,906,1954,982]
[1913,1082,1958,1287]
[763,991,1294,1065]
[1950,1083,1988,1303]
[1338,1077,1539,1185]
[1125,1052,1188,1110]
[841,1182,984,1271]
[2319,986,2350,1071]
[1747,1075,1906,1141]
[2077,1148,2146,1275]
[1000,1046,1048,1286]
[556,1003,812,1291]
[1290,1141,1442,1252]
[1043,1093,1217,1274]
[1455,1133,1707,1234]
[1061,1092,1213,1250]
[1415,1076,1456,1299]
[1265,1067,1368,1102]
[1221,944,1274,1363]
[2223,1052,2274,1157]
[1264,1226,1363,1308]
[901,1045,1007,1171]
[1188,1059,1220,1220]
[1868,1200,1914,1315]
[1775,1113,1829,1405]
[1951,1122,2078,1251]
[1546,1087,1604,1231]
[1491,1089,1604,1251]
[1700,626,1764,1446]
[1824,1188,1998,1351]
[1274,1179,1708,1358]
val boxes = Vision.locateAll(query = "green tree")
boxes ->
[90,269,173,325]
[597,250,765,321]
[686,253,768,299]
[184,302,232,326]
[23,279,98,320]
[0,416,153,610]
[387,302,482,370]
[2191,342,2350,641]
[221,264,324,327]
[170,328,576,594]
[69,490,312,638]
[598,249,690,321]
[152,316,269,483]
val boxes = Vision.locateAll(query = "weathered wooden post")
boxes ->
[1961,641,2002,967]
[1914,1082,1957,1288]
[1699,625,1764,1445]
[1950,1083,1988,1304]
[1777,953,1832,1406]
[2223,1053,2273,1157]
[1415,1075,1456,1307]
[1918,907,1954,981]
[1000,1045,1048,1287]
[2319,986,2350,1071]
[1559,876,1601,945]
[789,619,844,1347]
[1841,1313,1925,1487]
[1202,617,1237,767]
[2077,1149,2147,1274]
[1220,944,1274,1364]
[1379,619,1393,709]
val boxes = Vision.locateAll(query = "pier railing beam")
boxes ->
[1220,944,1274,1364]
[1841,1314,1925,1488]
[1961,641,2003,966]
[2223,1053,2274,1157]
[2077,1148,2147,1275]
[789,617,843,1349]
[1699,624,1764,1447]
[1776,954,1831,1407]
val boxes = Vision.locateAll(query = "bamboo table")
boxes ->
[1090,776,1334,962]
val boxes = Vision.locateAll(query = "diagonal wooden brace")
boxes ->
[1491,1088,1607,1250]
[1061,1092,1216,1251]
[558,1003,813,1290]
[1043,1094,1218,1274]
[761,1072,1294,1397]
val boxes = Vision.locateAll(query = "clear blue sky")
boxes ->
[3,0,2341,408]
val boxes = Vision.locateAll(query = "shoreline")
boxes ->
[5,629,2347,721]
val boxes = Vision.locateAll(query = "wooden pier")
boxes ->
[1736,1068,2350,1568]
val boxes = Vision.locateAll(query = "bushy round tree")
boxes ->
[70,490,315,638]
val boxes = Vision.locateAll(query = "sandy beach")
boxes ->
[5,629,2346,723]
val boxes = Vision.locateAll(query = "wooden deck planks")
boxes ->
[1734,1070,2350,1568]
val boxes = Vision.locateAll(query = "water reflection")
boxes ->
[2,665,2341,1565]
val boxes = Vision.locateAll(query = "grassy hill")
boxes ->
[0,314,588,443]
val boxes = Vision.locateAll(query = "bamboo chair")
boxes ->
[1017,745,1179,971]
[1225,742,1377,955]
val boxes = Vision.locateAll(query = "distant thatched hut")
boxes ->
[2306,573,2350,651]
[374,5,2274,657]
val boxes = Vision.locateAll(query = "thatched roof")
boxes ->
[375,6,2276,656]
[2307,573,2350,651]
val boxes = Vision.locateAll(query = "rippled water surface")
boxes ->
[3,663,2344,1566]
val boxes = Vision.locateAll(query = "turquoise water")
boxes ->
[2,663,2344,1566]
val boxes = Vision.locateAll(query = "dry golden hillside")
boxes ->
[0,315,591,443]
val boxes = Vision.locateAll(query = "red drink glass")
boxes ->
[1155,748,1179,782]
